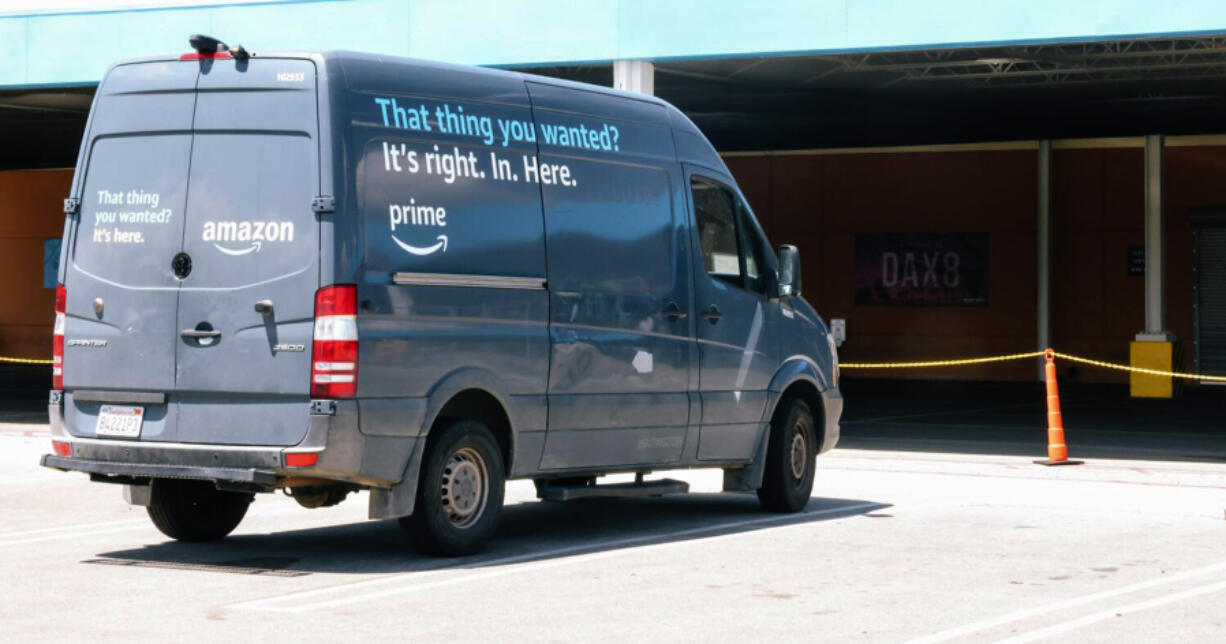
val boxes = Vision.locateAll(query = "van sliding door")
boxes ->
[527,83,695,469]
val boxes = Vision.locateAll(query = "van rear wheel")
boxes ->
[146,478,253,542]
[400,419,505,556]
[757,398,818,513]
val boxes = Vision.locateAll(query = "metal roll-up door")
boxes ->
[1192,209,1226,379]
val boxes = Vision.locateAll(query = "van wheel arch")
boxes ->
[426,389,513,475]
[772,379,826,450]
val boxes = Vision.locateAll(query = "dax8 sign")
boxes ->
[854,233,989,306]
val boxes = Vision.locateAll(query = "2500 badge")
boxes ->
[202,220,295,256]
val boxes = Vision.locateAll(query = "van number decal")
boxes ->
[202,220,294,256]
[276,72,305,82]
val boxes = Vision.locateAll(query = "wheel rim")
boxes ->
[789,419,809,481]
[440,447,489,529]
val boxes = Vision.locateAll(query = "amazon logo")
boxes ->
[202,220,295,256]
[389,201,449,256]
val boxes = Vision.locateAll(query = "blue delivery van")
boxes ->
[42,36,841,555]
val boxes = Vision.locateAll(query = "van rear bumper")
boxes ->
[39,454,278,487]
[41,397,415,490]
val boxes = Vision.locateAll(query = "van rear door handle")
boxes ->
[664,302,687,320]
[180,329,222,339]
[701,304,723,322]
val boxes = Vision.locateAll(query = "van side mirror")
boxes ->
[778,245,801,298]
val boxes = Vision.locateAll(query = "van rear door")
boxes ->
[63,61,197,442]
[63,57,320,446]
[173,58,320,445]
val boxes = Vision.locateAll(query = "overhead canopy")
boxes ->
[532,35,1226,150]
[6,34,1226,168]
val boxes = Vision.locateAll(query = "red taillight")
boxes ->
[284,452,319,468]
[311,285,358,398]
[53,283,65,390]
[180,51,232,61]
[51,440,71,457]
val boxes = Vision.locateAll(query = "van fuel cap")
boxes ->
[172,252,192,279]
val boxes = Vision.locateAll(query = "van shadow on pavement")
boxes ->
[839,378,1226,463]
[88,493,886,576]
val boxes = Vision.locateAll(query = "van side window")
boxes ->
[692,178,743,284]
[737,199,771,296]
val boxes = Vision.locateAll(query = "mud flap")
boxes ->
[368,436,429,519]
[123,483,151,507]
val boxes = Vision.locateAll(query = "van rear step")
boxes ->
[535,476,689,502]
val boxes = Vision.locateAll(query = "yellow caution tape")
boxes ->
[839,351,1044,369]
[841,348,1226,383]
[0,356,54,365]
[1050,351,1226,383]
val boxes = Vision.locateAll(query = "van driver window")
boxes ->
[692,178,742,284]
[737,200,770,295]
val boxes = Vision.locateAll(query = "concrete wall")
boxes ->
[0,169,70,360]
[728,148,1039,381]
[726,141,1225,383]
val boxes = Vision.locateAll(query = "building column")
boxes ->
[1137,134,1171,341]
[613,60,654,96]
[1131,134,1175,397]
[1037,140,1052,381]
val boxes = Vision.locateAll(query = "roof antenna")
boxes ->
[188,34,229,55]
[230,44,250,61]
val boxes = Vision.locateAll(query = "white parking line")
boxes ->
[0,519,148,541]
[999,578,1226,643]
[905,559,1226,643]
[229,501,885,613]
[0,475,67,485]
[0,524,152,547]
[0,502,322,547]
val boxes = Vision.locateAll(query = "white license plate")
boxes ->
[96,405,144,438]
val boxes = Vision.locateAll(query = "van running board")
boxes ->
[535,477,689,502]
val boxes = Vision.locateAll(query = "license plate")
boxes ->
[96,405,144,438]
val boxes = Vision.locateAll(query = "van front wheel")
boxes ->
[757,398,818,513]
[400,419,505,556]
[146,478,253,541]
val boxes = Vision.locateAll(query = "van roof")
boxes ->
[104,49,728,175]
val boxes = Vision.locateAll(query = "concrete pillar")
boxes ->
[1037,140,1052,380]
[613,60,654,96]
[1137,134,1172,341]
[1131,135,1175,397]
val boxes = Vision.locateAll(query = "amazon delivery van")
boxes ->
[42,36,842,555]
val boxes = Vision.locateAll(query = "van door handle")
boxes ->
[664,302,687,320]
[180,329,222,339]
[701,304,723,322]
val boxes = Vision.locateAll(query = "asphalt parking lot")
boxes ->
[2,381,1224,643]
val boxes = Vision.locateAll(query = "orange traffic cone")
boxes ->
[1035,349,1082,466]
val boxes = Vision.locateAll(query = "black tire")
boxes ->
[400,419,505,556]
[146,478,253,542]
[757,398,819,513]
